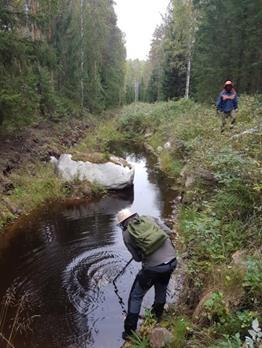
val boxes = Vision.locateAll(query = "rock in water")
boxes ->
[50,154,135,190]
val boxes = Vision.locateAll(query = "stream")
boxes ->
[0,152,179,348]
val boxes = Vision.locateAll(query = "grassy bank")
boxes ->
[0,111,123,231]
[117,96,261,347]
[1,96,261,346]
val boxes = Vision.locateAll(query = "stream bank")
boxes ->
[1,97,261,347]
[0,113,120,231]
[117,98,262,348]
[0,151,181,348]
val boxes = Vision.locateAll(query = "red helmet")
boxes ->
[224,80,233,87]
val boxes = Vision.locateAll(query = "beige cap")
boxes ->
[116,208,136,225]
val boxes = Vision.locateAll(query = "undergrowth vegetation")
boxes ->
[0,112,120,230]
[0,164,65,229]
[1,95,261,347]
[118,96,261,347]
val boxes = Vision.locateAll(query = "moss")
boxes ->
[71,152,110,163]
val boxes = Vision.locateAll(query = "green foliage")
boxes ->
[211,318,262,348]
[89,181,106,196]
[204,291,228,322]
[160,151,183,177]
[118,97,261,348]
[76,118,126,154]
[143,309,157,327]
[129,332,150,348]
[212,333,243,348]
[0,112,123,230]
[243,258,262,303]
[125,60,148,103]
[9,164,66,209]
[0,0,126,128]
[180,208,245,276]
[120,107,146,135]
[217,311,255,336]
[132,0,262,102]
[0,163,66,228]
[144,0,197,101]
[171,317,192,347]
[192,0,262,100]
[119,99,201,142]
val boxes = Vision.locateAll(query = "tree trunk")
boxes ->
[185,54,191,99]
[184,0,195,100]
[48,0,52,41]
[134,81,139,103]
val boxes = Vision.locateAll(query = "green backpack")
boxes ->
[127,216,168,256]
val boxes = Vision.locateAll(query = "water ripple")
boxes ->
[63,248,127,316]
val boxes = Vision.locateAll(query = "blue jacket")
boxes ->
[216,89,238,112]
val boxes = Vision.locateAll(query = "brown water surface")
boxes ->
[0,153,177,348]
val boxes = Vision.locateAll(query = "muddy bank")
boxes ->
[0,119,90,191]
[0,118,97,230]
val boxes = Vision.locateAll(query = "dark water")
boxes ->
[0,153,178,348]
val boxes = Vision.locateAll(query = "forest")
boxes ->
[125,0,262,104]
[0,1,261,348]
[0,0,126,127]
[1,0,262,127]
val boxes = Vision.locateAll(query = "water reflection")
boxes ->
[0,154,177,348]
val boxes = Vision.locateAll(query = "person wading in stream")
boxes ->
[216,80,238,133]
[116,209,177,340]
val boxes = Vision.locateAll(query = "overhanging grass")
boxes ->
[0,164,66,229]
[10,164,65,209]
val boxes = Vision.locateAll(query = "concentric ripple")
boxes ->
[63,248,128,315]
[0,153,179,348]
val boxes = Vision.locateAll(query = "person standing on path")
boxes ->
[116,209,177,340]
[216,80,238,133]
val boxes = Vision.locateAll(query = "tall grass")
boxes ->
[118,96,261,347]
[0,164,66,229]
[0,286,39,348]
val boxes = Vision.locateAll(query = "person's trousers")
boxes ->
[124,258,177,334]
[221,110,236,131]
